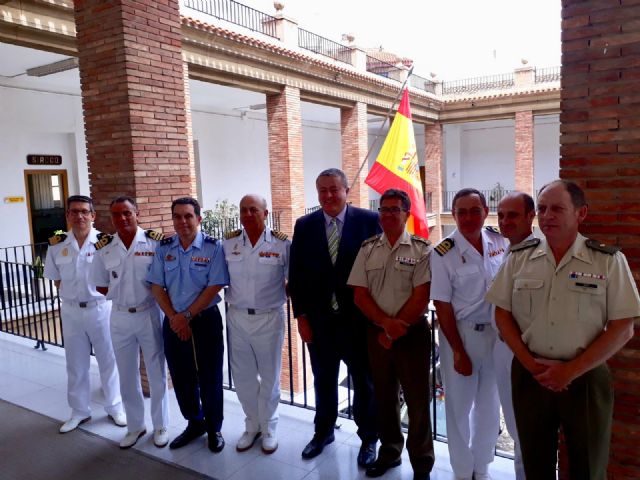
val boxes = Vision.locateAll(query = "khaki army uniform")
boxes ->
[348,231,434,476]
[486,234,640,480]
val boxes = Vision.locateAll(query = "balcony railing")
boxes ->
[184,0,278,38]
[297,28,353,65]
[409,73,437,94]
[535,66,561,83]
[442,72,515,95]
[369,192,434,214]
[366,55,403,78]
[442,189,513,213]
[201,211,280,238]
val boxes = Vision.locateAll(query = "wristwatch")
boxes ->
[182,310,192,321]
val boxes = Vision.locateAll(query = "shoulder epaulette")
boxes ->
[271,229,288,241]
[586,239,620,255]
[510,237,540,252]
[95,233,114,250]
[203,234,216,244]
[48,233,67,246]
[160,235,175,246]
[145,229,164,241]
[224,229,242,240]
[485,226,501,235]
[434,238,454,256]
[411,235,431,247]
[361,234,382,247]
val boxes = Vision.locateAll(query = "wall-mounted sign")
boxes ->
[27,154,62,166]
[4,196,25,204]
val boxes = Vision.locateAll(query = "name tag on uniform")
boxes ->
[135,251,154,257]
[396,256,417,266]
[259,251,280,258]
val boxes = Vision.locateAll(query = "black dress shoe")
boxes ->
[208,432,225,453]
[357,441,377,468]
[413,472,431,480]
[301,433,335,459]
[169,424,206,449]
[365,458,402,478]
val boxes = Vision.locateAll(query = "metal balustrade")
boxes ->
[298,28,353,65]
[184,0,278,38]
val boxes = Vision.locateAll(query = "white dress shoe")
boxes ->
[119,429,146,449]
[59,416,91,434]
[154,428,169,448]
[108,411,127,427]
[236,431,261,452]
[261,432,278,454]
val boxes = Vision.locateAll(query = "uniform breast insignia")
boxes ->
[510,238,541,252]
[192,256,211,263]
[411,235,431,247]
[160,235,175,246]
[94,233,114,250]
[361,234,382,247]
[48,233,67,246]
[145,229,164,241]
[434,238,454,256]
[485,226,501,235]
[134,251,155,257]
[488,247,505,258]
[259,251,280,258]
[224,229,242,240]
[396,256,417,266]
[586,239,620,255]
[271,230,288,241]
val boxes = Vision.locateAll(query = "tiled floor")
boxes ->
[0,333,515,480]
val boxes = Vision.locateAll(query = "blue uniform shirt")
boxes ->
[147,231,230,312]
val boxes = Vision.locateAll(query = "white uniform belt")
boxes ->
[458,321,492,332]
[114,300,153,314]
[229,305,279,315]
[62,298,106,309]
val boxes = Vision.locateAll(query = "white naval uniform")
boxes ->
[90,227,168,432]
[223,229,289,436]
[430,227,509,479]
[44,228,123,420]
[491,234,535,480]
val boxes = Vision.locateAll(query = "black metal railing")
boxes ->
[201,211,281,238]
[366,54,403,78]
[369,192,434,214]
[410,73,437,94]
[0,259,62,348]
[442,72,515,95]
[442,189,513,213]
[297,28,353,65]
[535,66,561,83]
[183,0,278,38]
[304,205,322,215]
[0,242,49,265]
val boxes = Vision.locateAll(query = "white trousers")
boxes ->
[440,323,500,479]
[61,301,122,419]
[493,338,526,480]
[227,305,285,435]
[110,305,168,432]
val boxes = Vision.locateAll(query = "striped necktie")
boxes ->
[328,217,340,310]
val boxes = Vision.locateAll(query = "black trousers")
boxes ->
[163,305,224,433]
[368,322,435,474]
[306,310,377,442]
[512,358,613,480]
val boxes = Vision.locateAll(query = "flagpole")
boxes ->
[349,64,415,192]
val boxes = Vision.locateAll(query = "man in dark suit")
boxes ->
[289,168,380,468]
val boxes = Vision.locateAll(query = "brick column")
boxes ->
[266,86,306,394]
[515,110,534,195]
[561,1,640,478]
[74,0,192,233]
[341,102,369,208]
[424,123,444,242]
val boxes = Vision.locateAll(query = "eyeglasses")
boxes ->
[68,209,93,216]
[378,207,407,215]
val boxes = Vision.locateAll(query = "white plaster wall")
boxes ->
[444,119,516,192]
[302,121,341,208]
[534,114,560,191]
[0,86,86,248]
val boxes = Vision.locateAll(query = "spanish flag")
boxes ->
[365,89,429,238]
